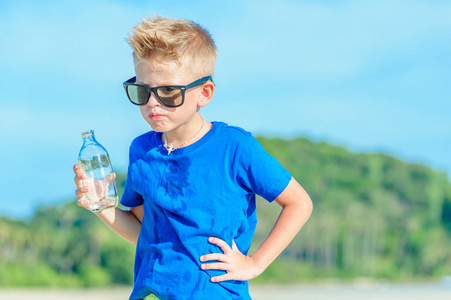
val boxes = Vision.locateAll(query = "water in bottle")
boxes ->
[78,130,118,212]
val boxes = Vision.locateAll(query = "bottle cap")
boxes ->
[81,130,94,138]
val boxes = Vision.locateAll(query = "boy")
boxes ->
[73,16,312,300]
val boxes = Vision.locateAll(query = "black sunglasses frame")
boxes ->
[123,76,214,108]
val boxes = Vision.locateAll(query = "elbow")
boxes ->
[305,195,313,214]
[305,197,313,219]
[298,195,313,220]
[295,194,313,222]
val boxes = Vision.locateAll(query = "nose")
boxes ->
[146,91,161,107]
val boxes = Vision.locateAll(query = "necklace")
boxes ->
[163,118,205,155]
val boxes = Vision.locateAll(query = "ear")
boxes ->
[197,81,215,107]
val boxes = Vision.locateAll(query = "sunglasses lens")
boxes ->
[156,87,183,107]
[126,85,150,105]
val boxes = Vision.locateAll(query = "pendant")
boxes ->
[165,143,175,155]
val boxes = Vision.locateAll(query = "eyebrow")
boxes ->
[135,79,181,87]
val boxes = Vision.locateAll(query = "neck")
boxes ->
[165,116,203,142]
[163,117,208,153]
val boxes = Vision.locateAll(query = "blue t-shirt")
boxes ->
[121,121,291,300]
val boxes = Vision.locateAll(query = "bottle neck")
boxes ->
[82,131,98,145]
[83,136,93,143]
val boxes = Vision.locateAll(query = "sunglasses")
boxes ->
[123,76,214,108]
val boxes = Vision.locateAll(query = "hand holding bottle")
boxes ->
[73,164,116,211]
[76,130,118,212]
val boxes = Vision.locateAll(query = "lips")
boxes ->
[149,113,164,120]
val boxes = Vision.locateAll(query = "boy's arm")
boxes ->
[200,177,313,282]
[93,206,143,245]
[74,164,142,246]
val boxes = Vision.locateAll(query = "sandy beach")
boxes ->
[1,283,451,300]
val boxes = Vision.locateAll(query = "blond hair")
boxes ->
[127,15,217,78]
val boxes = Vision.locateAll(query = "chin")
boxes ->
[147,120,165,132]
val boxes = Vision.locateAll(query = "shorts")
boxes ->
[140,294,159,300]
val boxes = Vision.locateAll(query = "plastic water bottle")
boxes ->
[78,130,118,212]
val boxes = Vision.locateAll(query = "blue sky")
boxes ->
[0,0,450,218]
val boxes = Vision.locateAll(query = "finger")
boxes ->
[74,164,86,177]
[76,196,89,207]
[74,165,81,185]
[74,168,87,186]
[232,239,239,252]
[75,186,89,199]
[201,262,228,271]
[74,174,83,186]
[208,237,232,254]
[104,173,116,197]
[74,165,87,177]
[106,172,116,181]
[73,164,79,175]
[210,274,233,283]
[200,253,224,262]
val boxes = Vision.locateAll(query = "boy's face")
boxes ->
[133,57,211,134]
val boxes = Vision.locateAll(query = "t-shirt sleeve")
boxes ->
[120,142,144,207]
[236,135,292,202]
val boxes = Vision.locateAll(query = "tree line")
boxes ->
[0,136,450,286]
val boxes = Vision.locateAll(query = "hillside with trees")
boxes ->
[1,136,450,286]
